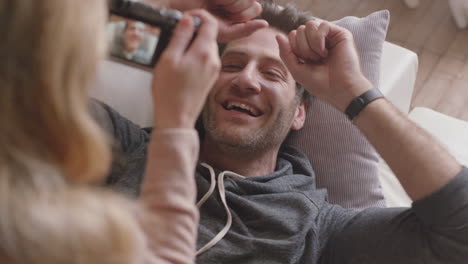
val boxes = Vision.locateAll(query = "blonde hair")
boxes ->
[0,0,152,263]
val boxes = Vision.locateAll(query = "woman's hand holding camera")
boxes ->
[170,0,261,21]
[168,0,268,43]
[152,10,221,129]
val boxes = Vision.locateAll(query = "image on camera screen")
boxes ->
[106,15,161,67]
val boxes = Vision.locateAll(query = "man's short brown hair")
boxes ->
[220,1,313,101]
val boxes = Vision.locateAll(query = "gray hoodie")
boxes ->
[194,146,333,263]
[96,101,468,264]
[194,146,468,264]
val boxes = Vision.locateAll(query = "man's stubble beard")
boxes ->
[201,98,300,155]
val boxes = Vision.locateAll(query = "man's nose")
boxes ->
[234,64,261,93]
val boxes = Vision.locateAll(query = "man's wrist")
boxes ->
[154,113,195,129]
[334,76,373,112]
[352,98,388,124]
[345,88,384,120]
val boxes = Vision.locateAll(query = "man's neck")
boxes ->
[123,44,138,56]
[200,139,280,177]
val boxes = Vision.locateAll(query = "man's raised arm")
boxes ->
[353,93,462,200]
[277,19,468,263]
[276,20,463,201]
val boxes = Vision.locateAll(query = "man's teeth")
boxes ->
[226,102,259,116]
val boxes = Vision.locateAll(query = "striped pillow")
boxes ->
[285,10,390,209]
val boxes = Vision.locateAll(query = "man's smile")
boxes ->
[221,100,263,118]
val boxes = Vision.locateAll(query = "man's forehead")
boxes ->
[222,27,287,61]
[128,21,145,29]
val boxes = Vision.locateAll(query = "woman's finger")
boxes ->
[225,2,262,22]
[214,0,254,14]
[218,19,268,43]
[185,9,219,52]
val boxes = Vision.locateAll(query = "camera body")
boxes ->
[108,0,200,68]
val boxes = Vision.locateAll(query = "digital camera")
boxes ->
[107,0,200,69]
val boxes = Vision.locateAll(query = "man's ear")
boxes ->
[291,99,307,131]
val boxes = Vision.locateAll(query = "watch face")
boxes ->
[357,97,366,106]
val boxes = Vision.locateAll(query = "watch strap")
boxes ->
[345,88,384,120]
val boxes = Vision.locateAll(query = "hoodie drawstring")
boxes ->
[196,163,245,256]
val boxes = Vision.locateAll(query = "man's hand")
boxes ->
[151,10,221,129]
[277,20,372,112]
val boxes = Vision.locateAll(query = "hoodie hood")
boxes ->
[198,145,319,194]
[195,145,329,264]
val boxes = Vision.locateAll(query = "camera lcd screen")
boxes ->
[106,15,161,67]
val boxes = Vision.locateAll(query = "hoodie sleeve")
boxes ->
[139,129,200,264]
[319,167,468,264]
[89,99,150,195]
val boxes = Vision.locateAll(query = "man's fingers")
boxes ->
[276,34,294,64]
[305,20,328,58]
[276,34,305,76]
[295,26,309,57]
[162,15,195,60]
[218,19,268,43]
[316,21,354,49]
[296,25,322,62]
[289,30,301,59]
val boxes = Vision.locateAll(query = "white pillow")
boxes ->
[380,107,468,208]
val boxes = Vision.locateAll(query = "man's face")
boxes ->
[123,22,145,53]
[201,27,306,153]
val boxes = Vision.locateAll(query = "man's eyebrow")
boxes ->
[221,51,247,59]
[222,50,290,74]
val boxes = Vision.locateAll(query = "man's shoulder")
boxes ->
[90,100,150,196]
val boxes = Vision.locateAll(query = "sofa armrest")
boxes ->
[379,41,419,114]
[379,107,468,207]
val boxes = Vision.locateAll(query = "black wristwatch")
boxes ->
[345,88,384,120]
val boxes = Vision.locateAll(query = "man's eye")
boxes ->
[264,70,282,79]
[222,64,242,72]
